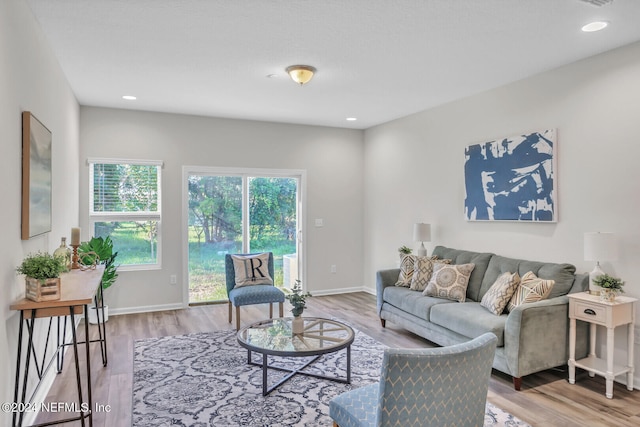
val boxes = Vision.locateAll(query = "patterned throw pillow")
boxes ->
[423,263,475,302]
[395,254,417,287]
[480,272,521,315]
[410,257,451,291]
[231,253,273,287]
[506,271,555,312]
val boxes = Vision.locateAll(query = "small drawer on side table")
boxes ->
[571,300,607,324]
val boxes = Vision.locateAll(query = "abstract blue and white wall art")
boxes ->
[464,129,556,222]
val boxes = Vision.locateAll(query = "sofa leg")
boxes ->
[513,376,522,390]
[380,318,386,328]
[333,422,339,427]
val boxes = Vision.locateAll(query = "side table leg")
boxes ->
[628,322,635,391]
[589,324,597,378]
[69,309,86,427]
[568,318,576,384]
[606,326,614,399]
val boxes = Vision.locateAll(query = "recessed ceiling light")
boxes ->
[346,117,357,121]
[122,95,137,100]
[582,21,608,32]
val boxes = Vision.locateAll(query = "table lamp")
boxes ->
[584,232,617,295]
[413,223,431,257]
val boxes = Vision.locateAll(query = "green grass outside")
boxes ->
[101,223,296,303]
[188,238,294,303]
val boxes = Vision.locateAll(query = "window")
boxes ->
[89,159,162,269]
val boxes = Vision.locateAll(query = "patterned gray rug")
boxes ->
[133,329,530,426]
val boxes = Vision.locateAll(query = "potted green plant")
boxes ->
[17,252,66,302]
[593,273,624,302]
[398,245,412,255]
[78,236,119,323]
[286,280,311,334]
[286,280,311,317]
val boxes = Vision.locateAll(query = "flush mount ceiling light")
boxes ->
[285,65,316,85]
[582,21,609,32]
[122,95,137,100]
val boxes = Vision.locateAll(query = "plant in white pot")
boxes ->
[78,236,119,323]
[286,280,311,334]
[593,273,624,302]
[16,252,66,302]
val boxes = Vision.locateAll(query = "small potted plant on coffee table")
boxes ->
[286,280,311,333]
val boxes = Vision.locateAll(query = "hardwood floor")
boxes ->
[36,292,640,426]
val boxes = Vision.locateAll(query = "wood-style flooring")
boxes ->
[36,292,640,426]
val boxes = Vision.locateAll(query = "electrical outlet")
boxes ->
[170,275,177,285]
[330,265,337,273]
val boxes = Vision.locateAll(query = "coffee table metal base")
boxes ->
[248,347,351,396]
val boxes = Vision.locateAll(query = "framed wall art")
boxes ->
[464,129,557,222]
[22,111,52,239]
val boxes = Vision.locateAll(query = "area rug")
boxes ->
[133,329,530,426]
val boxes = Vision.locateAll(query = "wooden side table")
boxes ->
[568,291,636,399]
[10,267,106,427]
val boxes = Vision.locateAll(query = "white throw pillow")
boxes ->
[231,253,273,287]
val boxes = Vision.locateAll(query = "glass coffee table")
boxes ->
[237,317,355,396]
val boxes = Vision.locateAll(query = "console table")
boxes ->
[10,266,107,427]
[568,291,636,399]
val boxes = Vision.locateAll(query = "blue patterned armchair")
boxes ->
[330,332,498,427]
[225,252,285,330]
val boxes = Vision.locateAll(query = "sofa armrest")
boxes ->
[503,296,588,378]
[376,268,400,315]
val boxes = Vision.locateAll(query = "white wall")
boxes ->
[0,0,80,425]
[364,41,640,385]
[79,107,365,312]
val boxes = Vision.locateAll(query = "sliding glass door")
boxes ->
[184,168,303,304]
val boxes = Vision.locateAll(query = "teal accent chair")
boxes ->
[330,332,498,427]
[225,252,284,330]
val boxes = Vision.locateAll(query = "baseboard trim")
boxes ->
[109,303,186,316]
[307,286,376,297]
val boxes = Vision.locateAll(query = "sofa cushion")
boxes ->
[423,263,475,303]
[410,257,451,291]
[383,286,454,320]
[430,303,506,347]
[480,272,521,315]
[506,271,555,312]
[395,254,417,287]
[431,246,493,302]
[480,255,575,300]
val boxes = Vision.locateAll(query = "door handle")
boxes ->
[583,308,596,315]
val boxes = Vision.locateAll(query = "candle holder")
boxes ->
[71,244,80,270]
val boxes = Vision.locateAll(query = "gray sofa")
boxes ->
[376,245,589,390]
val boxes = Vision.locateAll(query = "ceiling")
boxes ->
[26,0,640,129]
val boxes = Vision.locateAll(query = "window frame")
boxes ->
[88,158,163,271]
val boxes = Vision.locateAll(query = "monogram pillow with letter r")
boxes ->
[231,253,273,287]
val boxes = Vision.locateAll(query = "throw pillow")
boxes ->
[395,254,417,287]
[480,272,521,315]
[423,263,475,303]
[410,257,451,291]
[507,271,555,312]
[231,253,273,287]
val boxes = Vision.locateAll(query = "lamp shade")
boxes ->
[413,223,431,242]
[584,232,617,261]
